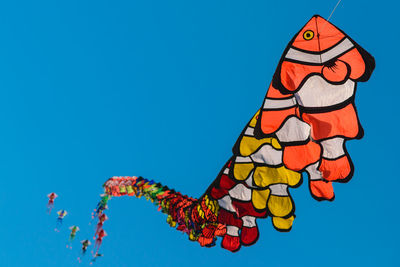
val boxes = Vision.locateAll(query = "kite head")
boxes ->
[47,192,58,199]
[57,210,67,217]
[99,213,108,222]
[70,225,79,232]
[97,229,107,238]
[256,15,375,192]
[273,15,375,93]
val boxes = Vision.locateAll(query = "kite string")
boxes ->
[316,0,342,63]
[318,0,342,36]
[327,0,342,22]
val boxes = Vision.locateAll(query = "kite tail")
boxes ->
[97,176,226,248]
[94,238,102,254]
[47,202,54,214]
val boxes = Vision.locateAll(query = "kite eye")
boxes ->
[303,30,314,40]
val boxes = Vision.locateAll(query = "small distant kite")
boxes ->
[55,209,67,231]
[91,194,110,220]
[81,239,91,254]
[69,225,80,241]
[66,225,80,249]
[77,239,91,263]
[47,193,58,213]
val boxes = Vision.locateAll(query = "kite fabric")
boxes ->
[80,239,91,254]
[77,240,92,263]
[93,15,375,252]
[55,210,67,232]
[69,226,80,241]
[47,192,58,214]
[66,225,80,249]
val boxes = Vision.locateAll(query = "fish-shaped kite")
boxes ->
[93,14,375,252]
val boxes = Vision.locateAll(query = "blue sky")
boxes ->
[0,0,398,266]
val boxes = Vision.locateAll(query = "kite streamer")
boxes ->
[92,15,375,252]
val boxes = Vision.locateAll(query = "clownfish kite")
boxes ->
[93,15,375,252]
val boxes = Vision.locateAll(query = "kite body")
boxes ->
[47,193,58,213]
[57,210,67,220]
[94,229,107,253]
[77,239,91,263]
[95,15,375,252]
[55,210,67,231]
[66,225,80,249]
[81,239,91,254]
[95,214,108,237]
[69,225,80,241]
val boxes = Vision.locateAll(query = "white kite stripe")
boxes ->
[285,38,354,64]
[263,97,297,109]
